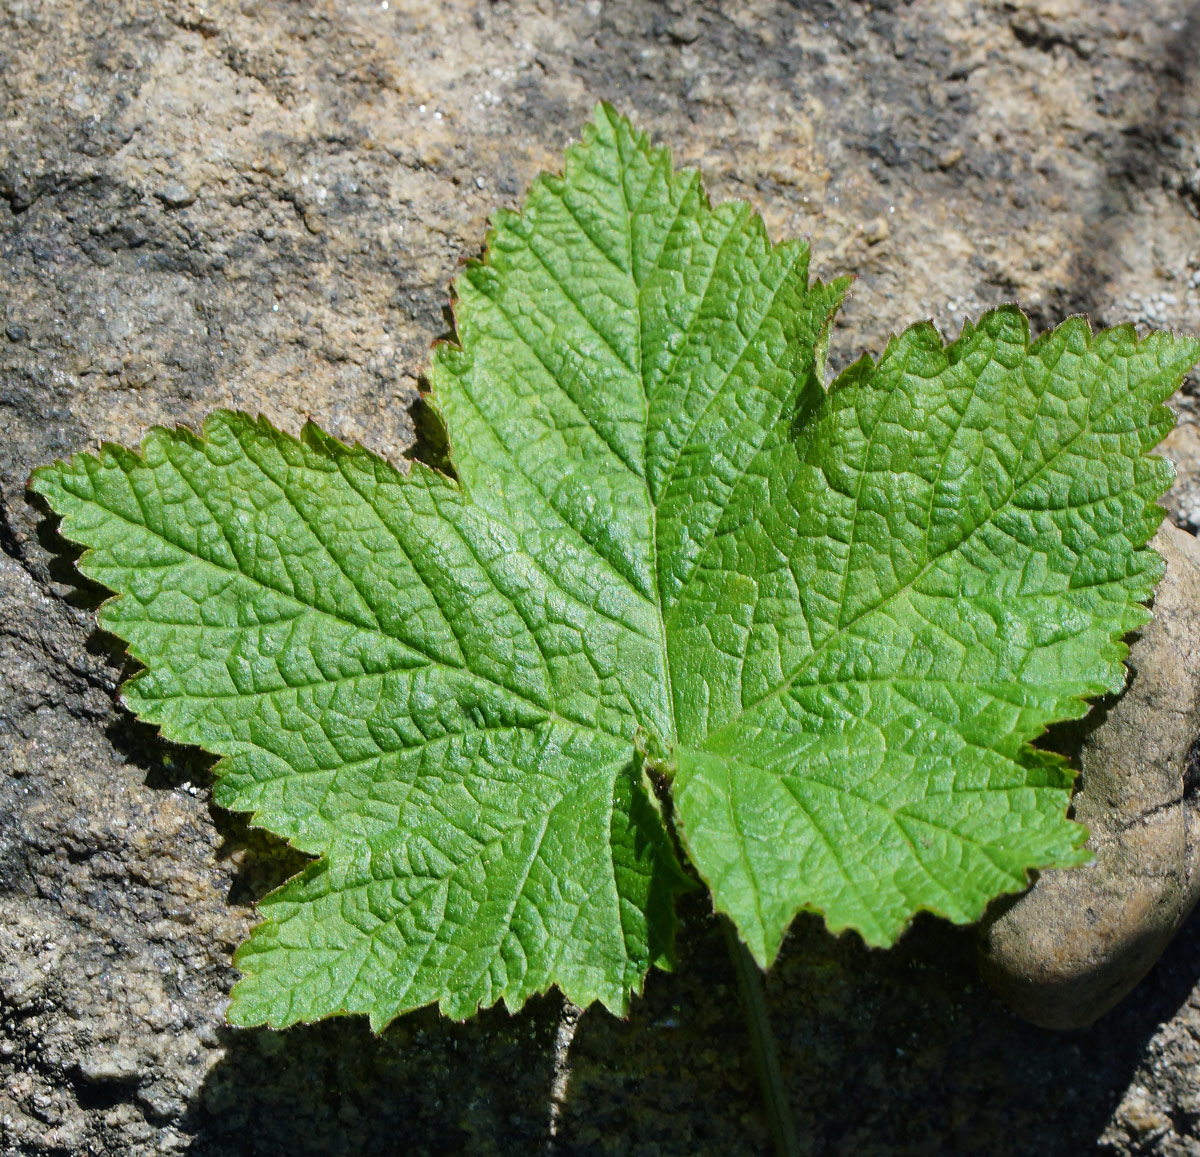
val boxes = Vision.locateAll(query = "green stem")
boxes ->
[721,917,802,1157]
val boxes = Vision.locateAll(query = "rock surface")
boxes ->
[980,523,1200,1030]
[4,1,1200,1154]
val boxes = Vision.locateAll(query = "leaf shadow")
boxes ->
[28,488,115,611]
[560,899,1200,1156]
[184,996,563,1157]
[404,385,457,481]
[402,301,460,481]
[98,693,313,909]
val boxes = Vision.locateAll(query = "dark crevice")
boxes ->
[0,499,24,563]
[72,1077,141,1113]
[1112,796,1189,834]
[1010,23,1090,59]
[1184,733,1200,802]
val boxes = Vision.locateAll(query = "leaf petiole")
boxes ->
[721,916,803,1157]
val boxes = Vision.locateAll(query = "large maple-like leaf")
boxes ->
[31,104,1200,1028]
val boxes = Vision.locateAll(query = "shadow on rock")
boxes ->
[560,900,1200,1156]
[1055,0,1200,323]
[185,998,561,1157]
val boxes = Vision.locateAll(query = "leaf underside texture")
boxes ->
[31,105,1200,1029]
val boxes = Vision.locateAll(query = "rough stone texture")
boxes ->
[3,0,1200,1154]
[980,523,1200,1030]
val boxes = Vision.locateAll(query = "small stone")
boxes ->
[155,183,196,209]
[979,523,1200,1029]
[668,15,702,43]
[5,324,26,342]
[863,218,889,245]
[78,1046,140,1084]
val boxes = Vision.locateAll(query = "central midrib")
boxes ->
[611,128,682,756]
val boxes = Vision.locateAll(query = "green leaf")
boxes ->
[30,103,1200,1026]
[30,105,844,1027]
[670,310,1198,964]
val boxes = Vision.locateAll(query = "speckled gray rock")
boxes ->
[5,1,1200,1155]
[979,522,1200,1030]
